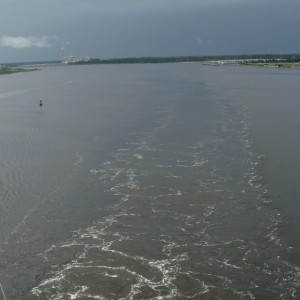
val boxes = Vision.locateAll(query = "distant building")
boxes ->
[61,47,81,64]
[62,56,81,64]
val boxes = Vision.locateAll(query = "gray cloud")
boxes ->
[0,36,53,49]
[0,0,300,62]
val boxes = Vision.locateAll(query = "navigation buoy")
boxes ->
[40,100,43,107]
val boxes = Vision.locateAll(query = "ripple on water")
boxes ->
[28,87,300,299]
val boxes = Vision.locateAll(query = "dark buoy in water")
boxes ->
[39,100,43,107]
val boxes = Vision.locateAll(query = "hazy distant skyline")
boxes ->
[1,0,300,63]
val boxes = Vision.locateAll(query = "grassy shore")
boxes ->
[240,62,300,68]
[0,67,39,75]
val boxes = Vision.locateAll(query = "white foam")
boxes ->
[89,169,101,175]
[166,172,182,179]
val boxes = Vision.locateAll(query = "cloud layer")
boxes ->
[0,0,300,62]
[0,36,51,49]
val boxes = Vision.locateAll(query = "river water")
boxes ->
[0,63,299,299]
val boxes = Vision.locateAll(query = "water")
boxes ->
[0,64,299,299]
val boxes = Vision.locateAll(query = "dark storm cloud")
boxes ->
[0,0,300,62]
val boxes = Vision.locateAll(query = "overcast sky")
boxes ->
[0,0,299,63]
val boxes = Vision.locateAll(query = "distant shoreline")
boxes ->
[2,54,300,69]
[201,60,300,68]
[0,67,39,75]
[68,54,300,69]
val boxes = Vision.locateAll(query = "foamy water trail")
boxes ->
[29,86,300,299]
[0,64,299,299]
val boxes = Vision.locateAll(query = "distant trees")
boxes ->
[73,54,300,65]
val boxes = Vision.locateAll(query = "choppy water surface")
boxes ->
[0,64,299,299]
